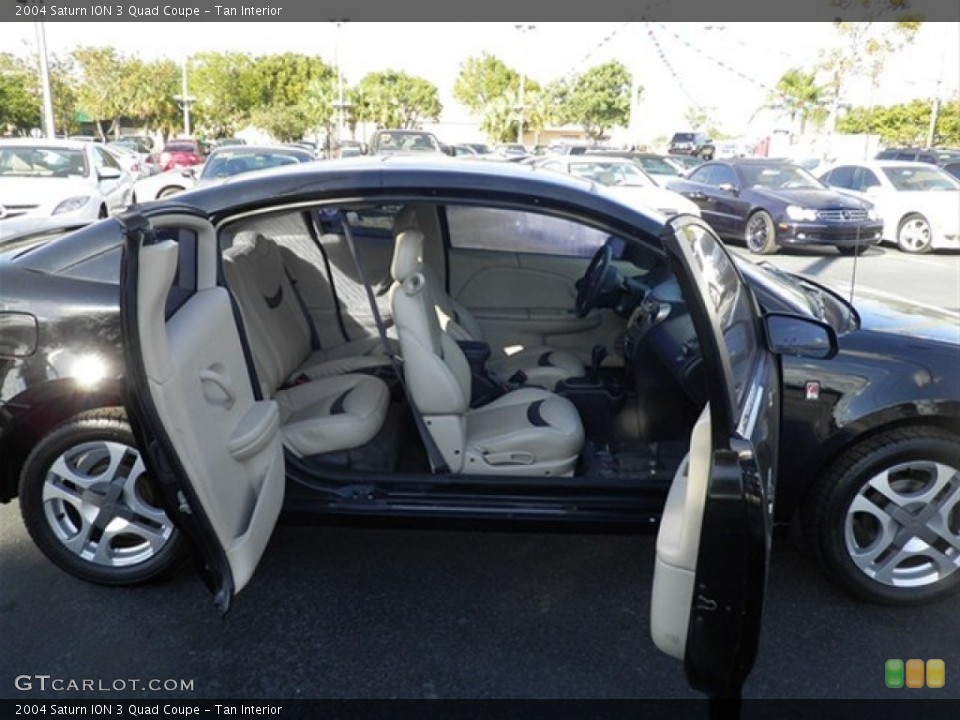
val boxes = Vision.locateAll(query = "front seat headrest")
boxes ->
[391,229,424,283]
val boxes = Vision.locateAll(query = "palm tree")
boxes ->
[757,68,826,134]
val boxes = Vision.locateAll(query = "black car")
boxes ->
[668,159,885,255]
[668,132,715,161]
[875,147,960,165]
[0,162,957,624]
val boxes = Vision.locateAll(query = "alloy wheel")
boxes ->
[898,216,932,253]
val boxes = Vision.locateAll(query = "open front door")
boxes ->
[119,212,285,613]
[650,216,780,699]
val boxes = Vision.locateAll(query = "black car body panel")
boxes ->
[1,160,958,526]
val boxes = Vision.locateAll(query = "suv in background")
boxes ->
[875,147,960,166]
[668,132,715,161]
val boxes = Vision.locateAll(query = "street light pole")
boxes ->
[515,24,536,146]
[34,22,56,138]
[331,19,349,147]
[173,59,195,137]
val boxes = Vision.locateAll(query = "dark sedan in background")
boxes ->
[668,159,884,255]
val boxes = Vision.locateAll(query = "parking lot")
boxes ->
[1,240,958,702]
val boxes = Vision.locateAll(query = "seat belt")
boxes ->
[338,212,451,474]
[283,265,321,351]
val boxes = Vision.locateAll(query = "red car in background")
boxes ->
[155,139,204,171]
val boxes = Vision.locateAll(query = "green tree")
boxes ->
[189,52,260,137]
[352,70,442,130]
[684,107,707,131]
[837,99,960,146]
[48,54,79,136]
[454,53,521,114]
[0,53,41,134]
[121,58,181,139]
[756,68,827,134]
[480,93,519,143]
[562,61,635,141]
[246,53,337,141]
[71,46,127,139]
[818,21,922,128]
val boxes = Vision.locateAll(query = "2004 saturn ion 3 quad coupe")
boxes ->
[0,159,957,699]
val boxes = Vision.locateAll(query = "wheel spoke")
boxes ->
[120,455,169,525]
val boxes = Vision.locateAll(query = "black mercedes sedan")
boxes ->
[0,159,957,627]
[668,159,885,255]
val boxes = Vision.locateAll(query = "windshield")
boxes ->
[882,165,959,192]
[568,161,655,188]
[636,156,683,176]
[0,146,89,178]
[740,164,824,190]
[671,133,696,143]
[201,150,306,179]
[164,143,198,154]
[378,132,441,153]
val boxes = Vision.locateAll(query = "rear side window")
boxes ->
[446,206,613,258]
[823,166,857,189]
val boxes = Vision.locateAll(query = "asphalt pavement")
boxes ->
[1,500,958,701]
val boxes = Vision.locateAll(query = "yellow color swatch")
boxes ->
[926,659,945,689]
[905,659,925,688]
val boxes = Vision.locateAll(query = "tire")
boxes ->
[744,210,778,255]
[19,409,183,586]
[896,213,933,254]
[157,186,184,199]
[802,427,960,605]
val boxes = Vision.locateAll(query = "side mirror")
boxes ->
[765,313,838,360]
[717,182,739,195]
[864,185,882,197]
[98,166,122,181]
[181,167,197,179]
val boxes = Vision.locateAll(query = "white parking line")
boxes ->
[850,286,960,317]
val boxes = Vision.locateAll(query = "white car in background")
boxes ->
[535,155,701,217]
[0,138,135,221]
[819,160,960,253]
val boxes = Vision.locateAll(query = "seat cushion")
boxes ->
[465,387,584,473]
[488,347,585,390]
[274,374,390,457]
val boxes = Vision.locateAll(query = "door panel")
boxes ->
[651,216,779,699]
[448,247,627,365]
[121,213,284,611]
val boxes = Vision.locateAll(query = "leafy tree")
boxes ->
[189,52,260,137]
[755,68,827,134]
[562,61,635,141]
[479,93,519,143]
[837,99,960,146]
[121,58,181,139]
[684,107,707,131]
[246,53,337,141]
[71,46,127,139]
[0,53,41,134]
[352,70,441,130]
[48,55,79,136]
[818,21,922,129]
[454,53,521,114]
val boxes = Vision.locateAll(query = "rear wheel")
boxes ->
[19,409,183,586]
[803,427,960,605]
[744,210,777,255]
[896,213,933,254]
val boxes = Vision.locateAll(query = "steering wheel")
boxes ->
[575,244,613,318]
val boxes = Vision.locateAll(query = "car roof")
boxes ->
[0,138,89,150]
[207,144,312,155]
[153,156,667,241]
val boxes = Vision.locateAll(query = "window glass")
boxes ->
[881,166,959,192]
[0,145,89,178]
[96,147,122,170]
[852,168,881,192]
[824,165,856,189]
[567,161,655,187]
[678,222,758,404]
[447,206,615,258]
[739,164,821,190]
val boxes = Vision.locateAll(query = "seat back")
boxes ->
[393,206,485,342]
[223,234,312,393]
[389,229,471,470]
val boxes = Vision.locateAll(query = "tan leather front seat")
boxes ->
[394,207,585,389]
[389,228,584,476]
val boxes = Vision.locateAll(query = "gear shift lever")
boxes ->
[590,344,608,383]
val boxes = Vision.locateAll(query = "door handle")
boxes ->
[199,368,236,409]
